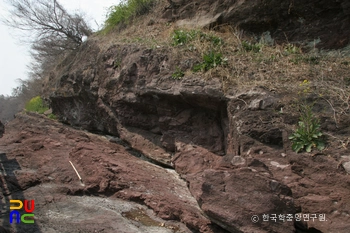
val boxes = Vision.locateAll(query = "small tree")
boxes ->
[3,0,92,55]
[1,0,93,114]
[3,0,92,77]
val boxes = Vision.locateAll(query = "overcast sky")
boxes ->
[0,0,120,96]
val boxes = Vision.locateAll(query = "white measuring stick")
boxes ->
[69,161,83,183]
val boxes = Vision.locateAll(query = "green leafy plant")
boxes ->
[197,32,223,46]
[289,103,325,153]
[241,41,262,53]
[172,67,185,79]
[25,96,49,114]
[171,29,197,46]
[284,44,301,55]
[48,113,57,120]
[193,51,226,72]
[103,0,155,33]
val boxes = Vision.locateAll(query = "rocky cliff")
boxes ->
[163,0,350,49]
[1,0,350,232]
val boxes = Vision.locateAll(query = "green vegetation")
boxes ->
[289,103,325,153]
[171,29,225,72]
[48,113,57,120]
[197,31,223,46]
[104,0,155,33]
[25,96,56,120]
[241,41,262,53]
[289,80,325,153]
[284,44,301,55]
[193,51,226,72]
[25,96,49,114]
[172,67,185,79]
[25,96,57,119]
[172,30,197,46]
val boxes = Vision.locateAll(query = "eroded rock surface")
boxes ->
[173,143,296,233]
[172,142,350,233]
[14,1,350,232]
[48,43,228,166]
[41,33,350,232]
[0,113,225,233]
[163,0,350,49]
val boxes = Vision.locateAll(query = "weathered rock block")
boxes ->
[174,143,296,233]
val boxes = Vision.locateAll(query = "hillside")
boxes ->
[1,0,350,232]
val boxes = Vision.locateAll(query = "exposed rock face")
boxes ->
[27,1,350,232]
[49,43,228,166]
[0,113,224,233]
[173,143,296,233]
[163,0,350,49]
[41,31,350,231]
[0,121,4,138]
[172,142,350,233]
[2,113,349,232]
[47,41,294,162]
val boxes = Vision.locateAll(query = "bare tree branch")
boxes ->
[1,0,93,112]
[3,0,92,56]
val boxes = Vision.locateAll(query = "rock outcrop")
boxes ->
[173,142,350,233]
[0,113,224,233]
[173,143,296,233]
[41,32,350,232]
[163,0,350,49]
[1,112,349,232]
[2,1,349,232]
[48,43,228,166]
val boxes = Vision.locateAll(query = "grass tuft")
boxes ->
[172,67,185,79]
[103,0,155,33]
[241,41,262,53]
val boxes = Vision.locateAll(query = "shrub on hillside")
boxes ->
[104,0,155,33]
[25,96,49,114]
